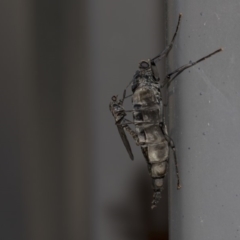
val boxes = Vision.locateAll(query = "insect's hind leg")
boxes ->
[160,124,181,189]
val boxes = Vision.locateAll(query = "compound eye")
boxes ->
[139,61,149,69]
[111,95,117,101]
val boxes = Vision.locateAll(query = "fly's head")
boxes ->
[109,95,126,123]
[109,95,118,114]
[131,59,160,92]
[138,59,160,82]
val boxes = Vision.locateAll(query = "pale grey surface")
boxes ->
[167,1,240,240]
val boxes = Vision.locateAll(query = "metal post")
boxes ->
[168,1,240,240]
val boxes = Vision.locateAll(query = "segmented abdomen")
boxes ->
[132,84,169,208]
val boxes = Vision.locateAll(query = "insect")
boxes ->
[109,14,222,209]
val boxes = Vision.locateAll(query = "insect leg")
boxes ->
[124,118,135,124]
[121,80,134,103]
[117,119,153,125]
[161,48,223,88]
[151,13,182,63]
[124,110,134,113]
[161,124,181,189]
[123,124,140,146]
[117,123,135,126]
[124,94,133,99]
[115,118,135,125]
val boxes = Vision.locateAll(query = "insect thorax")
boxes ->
[132,73,162,111]
[109,101,126,124]
[131,72,165,149]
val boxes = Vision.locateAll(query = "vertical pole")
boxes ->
[168,1,240,240]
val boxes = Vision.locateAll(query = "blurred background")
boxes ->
[3,0,238,239]
[0,0,169,240]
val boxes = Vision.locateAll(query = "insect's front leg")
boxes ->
[151,13,182,63]
[160,123,181,189]
[161,48,223,88]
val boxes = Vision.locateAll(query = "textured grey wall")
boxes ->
[167,1,240,240]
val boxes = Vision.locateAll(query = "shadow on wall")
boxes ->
[105,169,169,240]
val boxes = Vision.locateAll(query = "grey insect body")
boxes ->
[110,14,222,209]
[109,96,138,160]
[131,61,175,208]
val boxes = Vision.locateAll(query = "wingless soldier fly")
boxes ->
[109,14,222,209]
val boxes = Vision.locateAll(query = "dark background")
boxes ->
[0,1,168,240]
